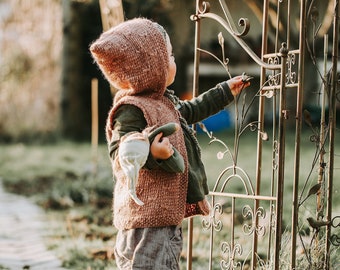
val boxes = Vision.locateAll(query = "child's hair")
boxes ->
[90,18,170,95]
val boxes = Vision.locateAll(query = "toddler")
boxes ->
[90,17,250,270]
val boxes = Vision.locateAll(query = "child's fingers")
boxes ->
[153,132,163,143]
[160,137,171,148]
[150,134,173,159]
[242,81,251,87]
[228,78,251,96]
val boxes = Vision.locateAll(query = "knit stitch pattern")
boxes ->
[91,17,190,229]
[90,18,169,95]
[107,95,189,229]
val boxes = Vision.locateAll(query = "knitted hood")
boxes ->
[90,18,169,98]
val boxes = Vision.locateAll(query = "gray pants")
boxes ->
[114,225,183,270]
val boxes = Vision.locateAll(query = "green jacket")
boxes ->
[108,81,234,203]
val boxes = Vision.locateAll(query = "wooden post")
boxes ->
[98,0,124,96]
[99,0,124,31]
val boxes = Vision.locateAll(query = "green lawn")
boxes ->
[0,129,339,269]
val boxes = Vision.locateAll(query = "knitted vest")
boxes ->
[106,94,189,230]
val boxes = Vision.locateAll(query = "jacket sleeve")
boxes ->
[108,104,184,172]
[108,104,146,159]
[177,81,234,125]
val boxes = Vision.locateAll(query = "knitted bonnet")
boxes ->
[90,18,169,96]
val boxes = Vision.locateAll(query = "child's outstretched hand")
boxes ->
[227,75,251,96]
[150,133,174,160]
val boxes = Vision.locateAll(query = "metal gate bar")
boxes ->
[290,0,307,268]
[325,0,339,267]
[187,0,338,269]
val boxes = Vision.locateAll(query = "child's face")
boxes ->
[165,34,176,87]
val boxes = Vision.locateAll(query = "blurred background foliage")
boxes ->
[0,0,335,142]
[0,0,195,142]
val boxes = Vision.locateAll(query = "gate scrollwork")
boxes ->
[187,0,338,269]
[242,205,266,237]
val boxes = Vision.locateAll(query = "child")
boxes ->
[90,18,250,270]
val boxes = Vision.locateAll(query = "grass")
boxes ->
[0,141,116,269]
[0,129,339,269]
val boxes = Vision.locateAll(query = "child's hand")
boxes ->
[227,75,251,96]
[150,133,174,160]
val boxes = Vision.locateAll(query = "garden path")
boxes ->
[0,180,65,270]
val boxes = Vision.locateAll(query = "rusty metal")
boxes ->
[325,0,339,267]
[188,0,338,269]
[273,42,288,270]
[290,0,307,267]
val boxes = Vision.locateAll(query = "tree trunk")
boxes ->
[61,0,111,140]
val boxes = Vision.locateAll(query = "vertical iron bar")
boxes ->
[315,35,328,239]
[275,0,281,52]
[186,219,193,270]
[286,0,291,50]
[208,196,215,270]
[231,197,235,267]
[319,35,329,204]
[274,43,288,270]
[187,1,202,269]
[290,0,306,268]
[255,0,269,267]
[325,0,339,267]
[192,2,201,100]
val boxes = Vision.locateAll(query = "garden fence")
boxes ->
[186,0,339,269]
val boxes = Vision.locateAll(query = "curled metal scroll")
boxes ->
[197,0,210,14]
[202,202,223,232]
[286,52,297,85]
[242,205,267,237]
[191,0,281,70]
[219,0,250,37]
[220,242,243,270]
[268,56,281,87]
[330,216,340,246]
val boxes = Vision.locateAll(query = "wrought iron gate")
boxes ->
[186,0,339,269]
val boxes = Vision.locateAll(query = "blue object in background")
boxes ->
[197,109,231,133]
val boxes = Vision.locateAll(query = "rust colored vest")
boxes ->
[106,94,188,229]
